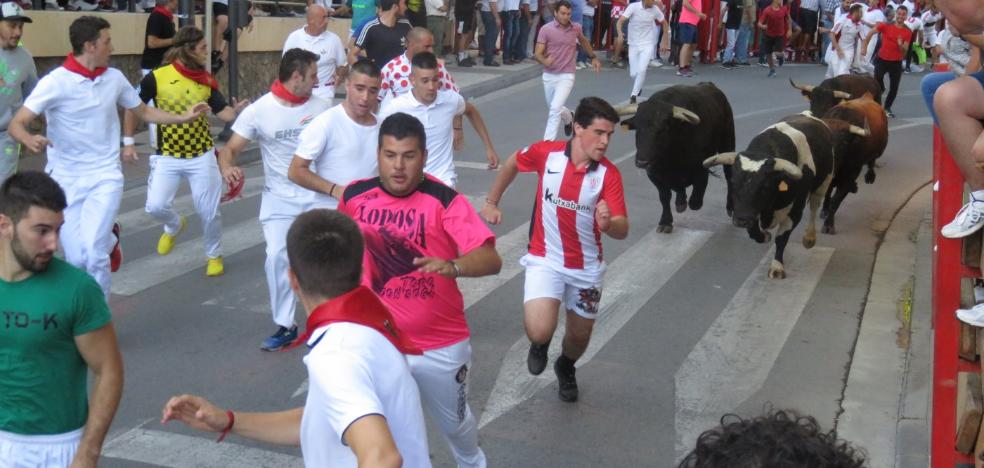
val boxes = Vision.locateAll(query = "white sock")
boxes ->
[459,52,467,60]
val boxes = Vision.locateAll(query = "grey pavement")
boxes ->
[9,58,938,467]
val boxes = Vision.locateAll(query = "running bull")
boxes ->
[818,92,888,234]
[703,114,834,279]
[789,75,881,117]
[618,82,736,233]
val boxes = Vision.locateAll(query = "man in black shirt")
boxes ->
[348,0,413,66]
[719,0,742,67]
[141,0,177,73]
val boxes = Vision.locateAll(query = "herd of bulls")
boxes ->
[617,75,889,279]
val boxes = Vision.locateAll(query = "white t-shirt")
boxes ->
[904,15,922,31]
[832,17,864,50]
[622,2,665,46]
[294,104,379,208]
[231,92,331,200]
[861,7,885,36]
[23,67,141,175]
[282,28,348,101]
[379,90,465,187]
[301,323,431,468]
[920,10,941,32]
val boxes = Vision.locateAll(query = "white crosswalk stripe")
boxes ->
[479,226,714,428]
[673,244,835,459]
[102,427,304,467]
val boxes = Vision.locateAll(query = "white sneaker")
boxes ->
[576,61,587,70]
[649,59,664,68]
[941,201,984,238]
[958,303,984,327]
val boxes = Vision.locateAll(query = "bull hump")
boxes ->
[766,122,816,173]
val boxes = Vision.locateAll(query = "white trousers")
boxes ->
[629,44,655,98]
[825,46,855,78]
[0,132,19,185]
[407,339,486,468]
[145,152,223,259]
[0,427,83,468]
[51,168,124,298]
[860,35,877,73]
[259,192,312,328]
[542,72,575,141]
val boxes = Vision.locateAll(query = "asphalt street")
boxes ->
[91,60,934,467]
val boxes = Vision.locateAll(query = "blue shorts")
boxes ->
[973,70,984,89]
[678,23,698,44]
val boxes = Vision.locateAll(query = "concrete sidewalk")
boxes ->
[15,60,543,190]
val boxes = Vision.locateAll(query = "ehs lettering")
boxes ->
[355,206,427,249]
[274,128,303,140]
[2,311,58,330]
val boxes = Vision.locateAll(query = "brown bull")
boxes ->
[790,75,882,117]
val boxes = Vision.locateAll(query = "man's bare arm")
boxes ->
[72,323,125,467]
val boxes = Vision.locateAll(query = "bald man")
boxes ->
[283,5,349,102]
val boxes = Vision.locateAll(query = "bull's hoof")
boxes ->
[726,208,734,218]
[822,224,836,235]
[802,234,816,249]
[820,209,829,219]
[768,260,786,279]
[864,170,876,184]
[657,224,674,234]
[675,202,687,213]
[689,197,703,211]
[753,232,772,244]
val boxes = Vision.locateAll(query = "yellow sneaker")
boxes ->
[157,216,187,256]
[206,257,224,277]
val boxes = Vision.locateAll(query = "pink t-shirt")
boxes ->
[536,20,583,74]
[338,175,496,351]
[679,0,703,25]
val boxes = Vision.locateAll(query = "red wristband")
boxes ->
[216,410,234,443]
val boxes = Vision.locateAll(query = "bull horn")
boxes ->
[703,152,737,168]
[672,106,701,125]
[789,79,815,93]
[772,159,804,180]
[832,90,852,99]
[615,103,639,116]
[848,123,870,137]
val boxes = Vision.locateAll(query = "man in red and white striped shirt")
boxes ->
[481,96,628,402]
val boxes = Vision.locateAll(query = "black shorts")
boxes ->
[798,8,817,34]
[760,34,783,55]
[455,4,475,34]
[212,2,228,17]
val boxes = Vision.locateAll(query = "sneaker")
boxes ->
[157,216,187,256]
[649,59,664,67]
[767,69,777,78]
[886,109,896,118]
[911,64,923,73]
[554,359,579,402]
[958,303,984,327]
[576,61,587,70]
[110,222,122,272]
[721,61,737,69]
[561,108,574,137]
[206,257,225,277]
[527,341,549,375]
[484,61,501,67]
[261,325,298,351]
[758,61,769,67]
[458,56,475,67]
[612,60,626,69]
[941,200,984,238]
[629,95,638,104]
[737,61,751,66]
[777,55,784,67]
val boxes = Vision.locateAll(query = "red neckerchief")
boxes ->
[152,5,174,20]
[288,286,422,355]
[270,79,308,104]
[62,53,106,80]
[172,60,218,90]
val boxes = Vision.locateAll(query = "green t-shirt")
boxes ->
[349,0,378,33]
[0,258,111,435]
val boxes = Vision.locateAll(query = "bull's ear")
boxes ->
[621,117,637,132]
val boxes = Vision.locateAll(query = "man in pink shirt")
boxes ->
[676,0,707,76]
[338,112,502,468]
[535,0,602,140]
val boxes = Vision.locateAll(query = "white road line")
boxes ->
[733,103,807,120]
[478,226,713,429]
[110,217,263,296]
[102,428,303,467]
[888,117,933,133]
[455,161,498,171]
[673,244,834,459]
[116,175,266,237]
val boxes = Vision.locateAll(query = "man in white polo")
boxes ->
[217,49,331,351]
[379,52,499,187]
[8,16,205,297]
[282,4,348,102]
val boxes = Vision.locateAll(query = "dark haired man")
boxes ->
[349,0,414,67]
[218,49,332,351]
[162,209,430,467]
[0,171,124,468]
[861,4,912,117]
[481,97,629,403]
[379,52,498,188]
[340,113,502,467]
[8,16,207,298]
[0,2,37,186]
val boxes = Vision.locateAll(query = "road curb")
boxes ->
[837,183,931,468]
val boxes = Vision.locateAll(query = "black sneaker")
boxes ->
[458,57,475,67]
[720,61,736,69]
[554,359,579,402]
[527,341,549,375]
[886,109,896,118]
[629,95,637,104]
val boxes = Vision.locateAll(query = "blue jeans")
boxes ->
[577,14,594,63]
[735,23,752,64]
[481,11,499,64]
[570,0,584,24]
[722,28,738,63]
[921,71,956,124]
[502,10,520,61]
[516,13,531,60]
[819,16,832,64]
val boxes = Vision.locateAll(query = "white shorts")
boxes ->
[0,427,83,468]
[521,254,605,319]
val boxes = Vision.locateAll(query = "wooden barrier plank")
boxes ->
[958,372,984,454]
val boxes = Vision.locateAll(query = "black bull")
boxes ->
[619,82,736,233]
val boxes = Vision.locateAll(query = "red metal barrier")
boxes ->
[698,0,721,63]
[932,127,979,467]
